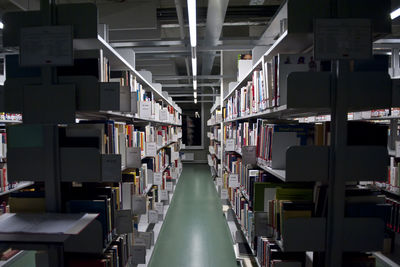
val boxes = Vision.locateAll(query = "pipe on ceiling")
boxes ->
[200,0,229,75]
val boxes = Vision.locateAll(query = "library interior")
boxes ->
[0,0,399,266]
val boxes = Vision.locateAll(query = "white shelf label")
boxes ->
[221,189,228,199]
[160,190,168,201]
[171,169,178,179]
[146,142,157,157]
[166,181,173,192]
[229,174,239,188]
[148,210,158,223]
[216,177,223,186]
[396,141,400,158]
[154,172,163,185]
[361,111,372,119]
[226,139,235,152]
[353,112,362,120]
[172,151,179,161]
[160,110,168,121]
[140,102,152,119]
[155,202,164,215]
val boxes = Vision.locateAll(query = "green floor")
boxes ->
[148,164,237,267]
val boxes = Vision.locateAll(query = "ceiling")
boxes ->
[0,0,283,104]
[3,0,398,105]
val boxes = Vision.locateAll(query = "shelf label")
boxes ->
[148,210,158,223]
[216,177,223,186]
[160,190,168,201]
[153,172,163,186]
[314,19,372,60]
[20,26,73,66]
[361,111,372,119]
[140,102,152,119]
[171,169,178,179]
[172,151,179,161]
[155,202,164,215]
[126,147,142,168]
[353,112,362,120]
[146,169,153,184]
[146,142,157,157]
[160,110,168,121]
[226,139,235,151]
[396,141,400,158]
[209,146,215,154]
[242,146,257,165]
[166,181,173,192]
[229,174,239,188]
[221,189,228,199]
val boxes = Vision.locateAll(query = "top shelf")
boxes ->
[73,36,181,114]
[210,102,221,114]
[223,57,264,102]
[223,31,313,102]
[76,111,182,126]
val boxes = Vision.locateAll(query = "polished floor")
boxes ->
[148,164,237,267]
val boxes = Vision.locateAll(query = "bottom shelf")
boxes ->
[374,251,400,267]
[137,177,180,266]
[218,190,260,267]
[0,251,29,267]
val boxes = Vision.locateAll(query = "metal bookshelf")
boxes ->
[0,2,183,266]
[0,182,34,197]
[218,0,392,266]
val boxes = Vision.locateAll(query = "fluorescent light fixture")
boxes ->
[193,79,197,90]
[194,98,197,104]
[392,8,400,19]
[192,57,197,76]
[194,92,197,98]
[0,22,4,29]
[187,0,197,47]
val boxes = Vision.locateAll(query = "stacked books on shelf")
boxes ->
[224,54,326,120]
[223,121,258,152]
[256,122,310,169]
[208,104,222,178]
[0,113,22,122]
[207,109,223,126]
[226,70,265,120]
[0,4,183,266]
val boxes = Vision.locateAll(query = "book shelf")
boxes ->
[0,2,183,266]
[212,1,393,266]
[208,98,223,182]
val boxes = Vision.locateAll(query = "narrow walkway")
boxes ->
[148,164,237,267]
